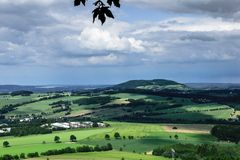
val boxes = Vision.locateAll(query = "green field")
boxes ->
[0,122,218,156]
[30,151,170,160]
[0,92,236,121]
[0,128,113,155]
[0,94,43,109]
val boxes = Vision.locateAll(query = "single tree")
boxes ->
[20,153,26,159]
[114,132,121,139]
[105,134,110,140]
[174,135,179,140]
[54,136,61,143]
[70,135,77,142]
[3,141,10,148]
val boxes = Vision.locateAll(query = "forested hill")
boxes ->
[113,79,188,90]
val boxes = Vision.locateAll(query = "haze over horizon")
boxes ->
[0,0,240,85]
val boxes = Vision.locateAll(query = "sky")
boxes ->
[0,0,240,85]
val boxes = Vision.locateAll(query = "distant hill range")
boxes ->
[186,83,240,90]
[0,85,109,93]
[113,79,189,91]
[1,80,239,93]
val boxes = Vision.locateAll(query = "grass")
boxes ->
[30,151,170,160]
[0,122,217,156]
[6,96,86,117]
[1,92,234,122]
[79,122,216,153]
[159,109,234,120]
[0,128,113,155]
[1,121,237,157]
[0,94,44,109]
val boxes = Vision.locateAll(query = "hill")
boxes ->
[114,79,188,90]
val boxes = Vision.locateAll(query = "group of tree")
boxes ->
[73,96,115,106]
[41,144,113,156]
[211,125,240,144]
[0,94,67,115]
[115,88,240,106]
[105,133,134,140]
[113,112,239,125]
[53,135,77,143]
[10,91,33,96]
[153,143,240,160]
[50,100,72,113]
[0,153,29,160]
[10,126,52,137]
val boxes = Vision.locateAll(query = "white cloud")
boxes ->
[0,0,239,68]
[88,53,124,65]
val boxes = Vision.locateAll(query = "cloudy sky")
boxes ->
[0,0,240,85]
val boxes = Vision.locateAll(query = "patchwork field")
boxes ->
[0,92,237,122]
[0,122,219,156]
[0,128,113,155]
[0,80,239,160]
[161,124,213,134]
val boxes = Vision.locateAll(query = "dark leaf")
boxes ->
[93,1,98,6]
[74,0,86,6]
[104,7,114,19]
[113,0,120,8]
[74,0,81,6]
[81,0,86,6]
[98,12,106,25]
[92,8,100,23]
[107,0,113,6]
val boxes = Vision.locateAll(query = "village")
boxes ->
[41,121,106,130]
[0,121,107,135]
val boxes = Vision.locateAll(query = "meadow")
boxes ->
[0,86,239,160]
[30,151,170,160]
[0,122,218,156]
[1,92,237,122]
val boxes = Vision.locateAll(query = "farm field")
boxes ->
[0,94,44,109]
[0,127,113,155]
[6,95,85,116]
[0,91,237,122]
[0,80,239,159]
[79,122,218,153]
[30,151,170,160]
[0,122,220,156]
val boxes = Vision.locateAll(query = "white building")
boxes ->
[0,128,11,134]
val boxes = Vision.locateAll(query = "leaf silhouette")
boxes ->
[74,0,86,6]
[74,0,81,6]
[113,0,120,7]
[75,0,121,25]
[107,0,113,6]
[92,8,100,23]
[98,12,106,25]
[103,7,114,18]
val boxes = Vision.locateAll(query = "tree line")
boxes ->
[211,125,240,144]
[153,143,240,160]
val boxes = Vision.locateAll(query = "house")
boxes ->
[0,128,11,134]
[41,121,107,130]
[51,123,70,129]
